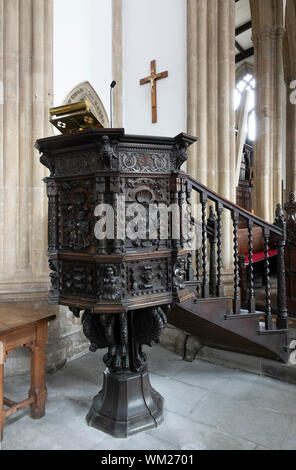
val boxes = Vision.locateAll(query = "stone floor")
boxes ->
[2,344,296,451]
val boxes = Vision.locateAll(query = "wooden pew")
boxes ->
[238,227,277,305]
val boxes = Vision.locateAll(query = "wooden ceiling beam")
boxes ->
[235,21,252,37]
[235,40,244,53]
[235,47,254,64]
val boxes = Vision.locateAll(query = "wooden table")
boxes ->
[0,301,56,442]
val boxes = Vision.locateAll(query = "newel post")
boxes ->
[274,204,288,329]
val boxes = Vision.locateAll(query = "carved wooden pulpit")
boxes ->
[36,128,196,437]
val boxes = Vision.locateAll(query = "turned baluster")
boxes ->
[276,239,288,329]
[247,220,256,313]
[179,179,187,249]
[274,204,288,330]
[195,248,201,297]
[186,181,193,262]
[232,211,240,314]
[215,201,224,297]
[207,206,217,296]
[186,252,194,281]
[263,227,272,330]
[201,193,209,298]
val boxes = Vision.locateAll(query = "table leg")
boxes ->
[0,341,5,442]
[29,322,48,419]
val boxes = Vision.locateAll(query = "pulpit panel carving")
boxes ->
[126,259,170,297]
[119,147,170,173]
[61,261,96,299]
[58,179,95,251]
[55,152,98,177]
[124,176,171,251]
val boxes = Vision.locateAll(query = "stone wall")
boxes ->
[0,0,89,377]
[5,306,89,377]
[186,0,236,294]
[284,0,296,196]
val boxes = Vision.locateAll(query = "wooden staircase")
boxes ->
[169,293,289,362]
[168,174,291,364]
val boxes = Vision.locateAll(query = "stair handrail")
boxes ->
[183,172,287,331]
[186,173,283,236]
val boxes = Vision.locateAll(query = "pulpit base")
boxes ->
[86,368,164,438]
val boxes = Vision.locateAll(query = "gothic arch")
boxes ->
[63,81,109,128]
[235,62,254,84]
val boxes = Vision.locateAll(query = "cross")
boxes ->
[140,60,168,123]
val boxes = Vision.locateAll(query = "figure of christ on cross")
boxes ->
[140,60,168,123]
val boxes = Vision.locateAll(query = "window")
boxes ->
[234,73,256,142]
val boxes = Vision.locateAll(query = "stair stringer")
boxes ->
[168,297,289,363]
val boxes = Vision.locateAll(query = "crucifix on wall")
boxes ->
[140,60,168,123]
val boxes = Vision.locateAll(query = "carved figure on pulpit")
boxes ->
[173,257,186,289]
[139,266,153,290]
[66,203,90,250]
[49,259,59,302]
[100,265,121,300]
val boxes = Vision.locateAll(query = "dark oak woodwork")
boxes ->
[186,174,288,331]
[37,127,290,438]
[168,175,289,363]
[247,220,255,313]
[0,301,56,442]
[37,128,196,437]
[232,211,241,314]
[284,192,296,317]
[238,226,277,307]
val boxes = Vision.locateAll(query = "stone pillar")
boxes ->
[187,0,236,279]
[0,1,102,376]
[273,27,285,211]
[0,0,53,298]
[0,0,3,283]
[207,0,218,192]
[187,0,207,187]
[218,0,236,269]
[250,0,285,221]
[284,0,296,196]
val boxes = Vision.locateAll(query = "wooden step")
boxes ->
[168,296,289,362]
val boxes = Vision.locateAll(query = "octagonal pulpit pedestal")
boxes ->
[86,368,164,437]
